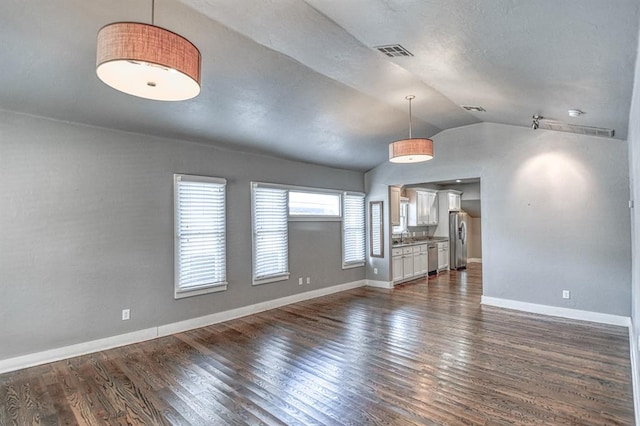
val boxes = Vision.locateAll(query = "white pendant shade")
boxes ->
[96,22,201,101]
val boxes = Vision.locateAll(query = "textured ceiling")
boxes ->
[0,0,638,171]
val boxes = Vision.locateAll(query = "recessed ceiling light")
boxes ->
[461,105,486,112]
[455,179,462,183]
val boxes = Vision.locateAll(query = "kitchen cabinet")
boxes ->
[402,247,414,280]
[393,244,429,283]
[390,186,401,226]
[407,188,438,226]
[447,191,461,212]
[413,249,421,276]
[437,242,449,271]
[416,244,428,275]
[392,248,403,282]
[427,191,438,225]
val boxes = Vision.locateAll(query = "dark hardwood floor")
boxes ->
[0,263,634,425]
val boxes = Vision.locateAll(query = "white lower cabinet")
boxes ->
[419,244,429,274]
[392,248,403,282]
[393,244,429,283]
[413,250,422,276]
[402,247,414,280]
[437,242,449,271]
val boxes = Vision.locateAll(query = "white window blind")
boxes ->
[342,192,365,267]
[252,183,289,284]
[174,175,227,298]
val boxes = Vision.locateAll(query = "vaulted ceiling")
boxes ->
[1,0,638,171]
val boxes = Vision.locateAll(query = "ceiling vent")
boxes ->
[374,44,413,57]
[461,105,486,112]
[538,121,615,138]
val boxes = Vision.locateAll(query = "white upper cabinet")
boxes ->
[427,191,438,225]
[406,188,439,226]
[447,191,462,211]
[390,186,401,226]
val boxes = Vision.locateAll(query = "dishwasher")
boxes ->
[427,243,438,275]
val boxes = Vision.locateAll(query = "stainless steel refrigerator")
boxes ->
[449,211,468,269]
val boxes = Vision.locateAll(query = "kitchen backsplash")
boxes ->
[391,227,438,244]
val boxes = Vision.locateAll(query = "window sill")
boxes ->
[288,216,342,222]
[252,273,290,286]
[174,283,228,299]
[342,262,365,270]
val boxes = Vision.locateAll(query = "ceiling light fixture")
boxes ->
[568,109,584,117]
[96,0,201,101]
[389,95,434,163]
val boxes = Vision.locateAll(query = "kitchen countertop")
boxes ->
[392,237,449,248]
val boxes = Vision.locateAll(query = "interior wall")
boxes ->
[467,216,482,259]
[365,122,631,316]
[0,110,365,360]
[627,16,640,403]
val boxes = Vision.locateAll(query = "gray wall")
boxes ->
[0,110,364,360]
[628,19,640,392]
[467,216,482,259]
[365,122,631,316]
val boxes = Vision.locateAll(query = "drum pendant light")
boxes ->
[96,0,201,101]
[389,95,434,163]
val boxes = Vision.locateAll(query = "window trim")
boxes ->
[342,191,366,269]
[174,174,228,299]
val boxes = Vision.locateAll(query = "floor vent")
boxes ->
[539,121,615,138]
[374,44,413,57]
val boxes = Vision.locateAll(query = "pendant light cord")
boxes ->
[151,0,155,25]
[406,95,415,139]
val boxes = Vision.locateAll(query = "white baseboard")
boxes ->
[365,279,394,289]
[468,258,482,263]
[629,323,640,426]
[0,328,158,375]
[158,279,366,336]
[0,279,366,374]
[481,296,631,327]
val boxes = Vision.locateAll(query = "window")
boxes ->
[174,174,227,298]
[342,192,366,268]
[252,183,289,284]
[392,200,408,234]
[288,191,341,218]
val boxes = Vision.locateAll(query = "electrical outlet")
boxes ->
[562,290,570,299]
[374,268,378,274]
[306,277,310,284]
[298,277,303,285]
[122,309,130,321]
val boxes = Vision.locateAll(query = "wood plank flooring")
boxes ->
[0,263,634,425]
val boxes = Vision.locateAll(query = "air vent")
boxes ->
[374,44,413,57]
[461,105,486,112]
[538,121,615,138]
